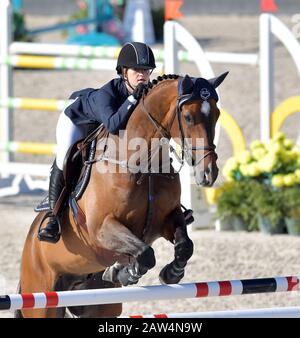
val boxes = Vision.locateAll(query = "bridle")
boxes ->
[140,90,217,171]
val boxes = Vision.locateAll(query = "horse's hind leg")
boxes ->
[19,231,63,317]
[61,272,122,318]
[97,215,156,286]
[20,269,62,318]
[159,207,194,284]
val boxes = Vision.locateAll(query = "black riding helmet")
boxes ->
[116,42,156,75]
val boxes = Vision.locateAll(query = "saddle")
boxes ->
[35,124,108,229]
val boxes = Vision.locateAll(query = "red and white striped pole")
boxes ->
[0,275,299,311]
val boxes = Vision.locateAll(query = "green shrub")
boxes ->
[281,186,300,218]
[252,184,285,228]
[216,181,259,231]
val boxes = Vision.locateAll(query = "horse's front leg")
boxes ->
[159,207,194,284]
[96,215,156,286]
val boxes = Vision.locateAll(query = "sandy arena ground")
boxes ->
[1,9,300,317]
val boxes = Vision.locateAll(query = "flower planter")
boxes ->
[215,217,234,231]
[257,215,286,235]
[285,217,300,236]
[232,217,248,231]
[215,216,248,232]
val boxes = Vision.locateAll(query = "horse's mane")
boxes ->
[142,74,180,97]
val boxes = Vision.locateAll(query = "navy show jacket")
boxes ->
[64,78,137,134]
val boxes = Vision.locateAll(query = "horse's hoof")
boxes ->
[159,264,184,285]
[117,267,139,286]
[102,266,119,284]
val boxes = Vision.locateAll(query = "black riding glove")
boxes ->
[132,83,148,100]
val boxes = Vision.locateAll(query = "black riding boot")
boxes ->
[38,160,65,243]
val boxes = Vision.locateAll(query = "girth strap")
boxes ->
[142,174,155,241]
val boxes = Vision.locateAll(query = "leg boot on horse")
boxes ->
[159,207,194,284]
[38,160,65,243]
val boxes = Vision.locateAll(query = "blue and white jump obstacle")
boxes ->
[0,275,299,313]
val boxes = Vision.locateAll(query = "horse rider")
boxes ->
[38,42,156,243]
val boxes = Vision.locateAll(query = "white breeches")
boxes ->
[55,112,89,170]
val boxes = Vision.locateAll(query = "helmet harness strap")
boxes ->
[123,69,136,92]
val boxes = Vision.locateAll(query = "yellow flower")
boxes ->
[237,150,252,164]
[283,173,297,187]
[282,150,298,163]
[239,164,249,176]
[247,163,261,177]
[222,158,239,180]
[283,139,294,150]
[225,175,234,182]
[258,153,278,173]
[289,148,299,157]
[295,169,300,179]
[272,174,285,187]
[250,140,265,151]
[222,157,239,179]
[266,141,282,155]
[252,147,267,160]
[222,167,233,181]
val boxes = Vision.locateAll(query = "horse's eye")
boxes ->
[184,112,194,126]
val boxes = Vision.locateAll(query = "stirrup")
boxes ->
[37,211,61,244]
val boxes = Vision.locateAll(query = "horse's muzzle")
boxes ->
[194,162,219,187]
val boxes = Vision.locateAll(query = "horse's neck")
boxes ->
[126,79,178,142]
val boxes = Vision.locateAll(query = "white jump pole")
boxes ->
[0,0,13,165]
[163,21,220,219]
[270,14,300,146]
[259,14,274,143]
[259,13,300,144]
[125,306,300,318]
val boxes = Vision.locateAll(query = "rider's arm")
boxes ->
[88,88,137,134]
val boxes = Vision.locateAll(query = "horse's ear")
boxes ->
[180,74,194,94]
[208,71,229,88]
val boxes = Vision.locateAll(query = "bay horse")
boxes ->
[17,72,228,318]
